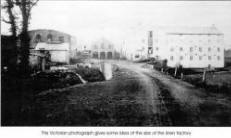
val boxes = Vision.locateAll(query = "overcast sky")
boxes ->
[2,1,231,51]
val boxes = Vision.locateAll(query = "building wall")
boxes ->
[133,50,147,61]
[50,51,69,63]
[150,30,224,68]
[28,29,75,65]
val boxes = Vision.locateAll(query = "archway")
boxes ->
[107,52,113,59]
[100,52,106,59]
[92,52,99,59]
[35,34,41,43]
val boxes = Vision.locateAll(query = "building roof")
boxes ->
[91,38,114,50]
[154,26,223,35]
[28,29,71,37]
[34,42,69,51]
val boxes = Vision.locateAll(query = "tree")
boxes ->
[1,0,18,72]
[15,0,39,75]
[2,0,39,75]
[2,0,17,37]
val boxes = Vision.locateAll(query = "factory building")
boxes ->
[148,26,225,68]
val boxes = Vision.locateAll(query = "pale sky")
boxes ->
[2,1,231,51]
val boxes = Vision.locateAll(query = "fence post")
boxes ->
[202,68,207,83]
[174,67,178,77]
[180,72,184,79]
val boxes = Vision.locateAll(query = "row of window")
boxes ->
[34,34,64,43]
[168,39,221,43]
[154,47,221,52]
[170,56,221,61]
[168,47,221,52]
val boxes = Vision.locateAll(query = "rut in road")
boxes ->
[114,62,173,126]
[139,73,173,126]
[146,72,202,126]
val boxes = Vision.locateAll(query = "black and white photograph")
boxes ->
[1,0,231,137]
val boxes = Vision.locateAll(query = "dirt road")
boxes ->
[29,61,231,126]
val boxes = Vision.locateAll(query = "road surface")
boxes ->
[31,61,231,126]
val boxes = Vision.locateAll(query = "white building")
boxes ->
[133,48,147,61]
[148,26,225,68]
[28,29,76,65]
[34,42,70,63]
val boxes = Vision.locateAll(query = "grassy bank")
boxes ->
[1,65,105,125]
[183,71,231,94]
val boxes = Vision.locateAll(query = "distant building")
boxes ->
[28,29,76,65]
[133,47,147,61]
[91,38,115,59]
[148,26,225,68]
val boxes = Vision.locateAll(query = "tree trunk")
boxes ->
[19,0,31,76]
[19,31,30,76]
[4,0,18,73]
[202,69,207,83]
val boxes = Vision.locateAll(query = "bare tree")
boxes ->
[2,0,18,37]
[2,0,39,75]
[1,0,18,72]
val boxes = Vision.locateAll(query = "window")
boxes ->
[170,56,174,61]
[208,56,211,60]
[190,56,193,60]
[47,34,53,42]
[190,47,193,52]
[180,47,183,51]
[199,47,202,52]
[34,34,41,43]
[180,56,183,60]
[59,36,64,43]
[217,56,220,60]
[208,47,211,52]
[149,31,152,38]
[217,47,220,52]
[170,48,174,52]
[199,56,202,60]
[156,47,159,51]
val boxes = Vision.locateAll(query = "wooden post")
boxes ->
[174,67,178,77]
[41,57,46,71]
[202,68,207,83]
[180,73,184,79]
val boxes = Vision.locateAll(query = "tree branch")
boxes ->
[2,18,11,24]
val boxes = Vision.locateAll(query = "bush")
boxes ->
[72,66,105,82]
[31,71,83,91]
